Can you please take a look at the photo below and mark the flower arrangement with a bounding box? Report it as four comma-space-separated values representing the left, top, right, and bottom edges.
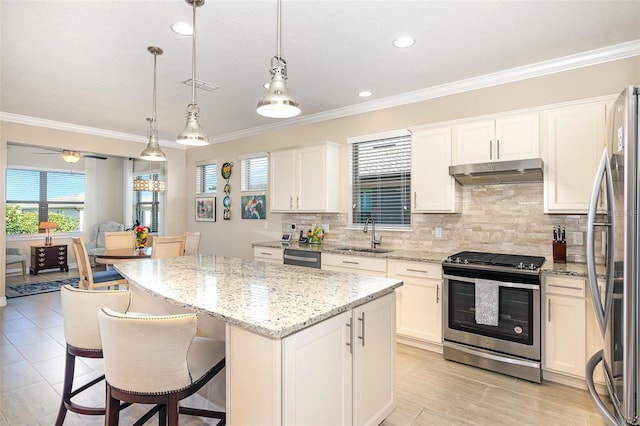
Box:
134, 225, 149, 249
307, 225, 324, 244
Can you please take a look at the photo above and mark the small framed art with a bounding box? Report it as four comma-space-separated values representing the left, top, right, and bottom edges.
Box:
195, 197, 216, 222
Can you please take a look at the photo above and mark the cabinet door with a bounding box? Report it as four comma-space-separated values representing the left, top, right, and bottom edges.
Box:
543, 294, 586, 377
494, 113, 539, 161
282, 310, 352, 425
297, 145, 327, 212
411, 127, 460, 212
353, 293, 396, 426
396, 278, 442, 344
452, 120, 494, 164
543, 102, 606, 213
270, 150, 296, 212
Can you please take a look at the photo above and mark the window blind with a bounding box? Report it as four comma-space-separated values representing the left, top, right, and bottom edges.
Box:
241, 155, 268, 192
196, 162, 217, 193
351, 134, 411, 229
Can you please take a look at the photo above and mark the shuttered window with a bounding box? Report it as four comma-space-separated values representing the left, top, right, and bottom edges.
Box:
351, 132, 411, 229
241, 154, 268, 192
6, 168, 85, 234
196, 161, 217, 194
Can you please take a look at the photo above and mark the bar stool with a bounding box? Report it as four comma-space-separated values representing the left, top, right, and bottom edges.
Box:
97, 307, 226, 425
55, 285, 132, 425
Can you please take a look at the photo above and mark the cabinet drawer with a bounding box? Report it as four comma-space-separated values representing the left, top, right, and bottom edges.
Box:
322, 253, 387, 273
253, 247, 284, 261
544, 275, 585, 297
389, 261, 441, 279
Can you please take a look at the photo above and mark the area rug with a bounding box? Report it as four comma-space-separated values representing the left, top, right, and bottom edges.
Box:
6, 278, 80, 298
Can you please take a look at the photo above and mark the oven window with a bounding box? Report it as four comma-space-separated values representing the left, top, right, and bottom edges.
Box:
448, 279, 533, 345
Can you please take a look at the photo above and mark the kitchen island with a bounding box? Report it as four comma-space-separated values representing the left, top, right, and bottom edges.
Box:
115, 254, 403, 425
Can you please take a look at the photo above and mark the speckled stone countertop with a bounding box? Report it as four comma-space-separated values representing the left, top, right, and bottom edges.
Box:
115, 254, 402, 339
253, 241, 605, 278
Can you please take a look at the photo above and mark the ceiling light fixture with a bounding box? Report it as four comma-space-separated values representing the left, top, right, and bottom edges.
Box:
61, 150, 81, 163
256, 0, 300, 118
177, 0, 209, 146
393, 36, 415, 48
171, 21, 192, 36
358, 90, 372, 98
140, 46, 167, 162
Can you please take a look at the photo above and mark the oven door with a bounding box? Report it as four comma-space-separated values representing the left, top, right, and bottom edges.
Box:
443, 273, 541, 361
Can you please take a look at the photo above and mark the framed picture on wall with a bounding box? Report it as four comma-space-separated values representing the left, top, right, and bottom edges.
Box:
195, 197, 216, 222
241, 195, 266, 219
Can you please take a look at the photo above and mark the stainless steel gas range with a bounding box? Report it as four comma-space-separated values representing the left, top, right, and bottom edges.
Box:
442, 251, 546, 383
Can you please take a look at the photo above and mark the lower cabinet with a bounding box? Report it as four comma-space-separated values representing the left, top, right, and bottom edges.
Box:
543, 275, 587, 378
227, 292, 396, 425
388, 260, 443, 351
253, 246, 284, 264
321, 253, 388, 277
283, 292, 396, 425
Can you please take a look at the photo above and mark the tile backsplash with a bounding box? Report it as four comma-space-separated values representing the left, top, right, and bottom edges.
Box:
282, 183, 600, 264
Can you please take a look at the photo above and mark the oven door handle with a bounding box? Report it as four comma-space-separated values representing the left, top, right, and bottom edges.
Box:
443, 274, 540, 291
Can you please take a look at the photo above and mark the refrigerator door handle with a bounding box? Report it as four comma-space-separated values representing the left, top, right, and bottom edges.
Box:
586, 148, 615, 336
586, 350, 619, 426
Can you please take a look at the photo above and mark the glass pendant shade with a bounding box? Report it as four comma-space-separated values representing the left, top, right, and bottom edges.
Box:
177, 104, 209, 146
257, 57, 300, 118
133, 178, 166, 192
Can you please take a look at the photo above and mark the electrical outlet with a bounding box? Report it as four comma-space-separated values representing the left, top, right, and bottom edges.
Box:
321, 223, 329, 232
573, 231, 583, 245
435, 227, 442, 238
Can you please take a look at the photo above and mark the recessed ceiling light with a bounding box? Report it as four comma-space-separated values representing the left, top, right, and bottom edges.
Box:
171, 22, 192, 36
393, 36, 415, 48
358, 90, 372, 98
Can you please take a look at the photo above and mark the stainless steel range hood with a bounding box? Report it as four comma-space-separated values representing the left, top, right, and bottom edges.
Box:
449, 158, 543, 185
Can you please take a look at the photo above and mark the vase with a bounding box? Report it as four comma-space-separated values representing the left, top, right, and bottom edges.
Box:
136, 233, 147, 249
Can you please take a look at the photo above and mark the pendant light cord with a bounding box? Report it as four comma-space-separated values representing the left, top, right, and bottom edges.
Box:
152, 51, 157, 128
191, 0, 197, 105
276, 0, 281, 60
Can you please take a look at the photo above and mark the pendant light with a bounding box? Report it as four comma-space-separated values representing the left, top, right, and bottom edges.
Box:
140, 46, 167, 162
256, 0, 300, 118
177, 0, 209, 146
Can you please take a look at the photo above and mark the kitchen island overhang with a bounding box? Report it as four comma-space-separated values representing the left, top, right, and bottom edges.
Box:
115, 255, 402, 425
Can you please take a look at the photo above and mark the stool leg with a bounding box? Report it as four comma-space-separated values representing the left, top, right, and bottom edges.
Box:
167, 395, 179, 426
54, 350, 76, 426
105, 385, 120, 426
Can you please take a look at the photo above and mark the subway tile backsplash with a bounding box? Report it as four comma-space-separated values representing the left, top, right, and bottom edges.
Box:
282, 183, 598, 264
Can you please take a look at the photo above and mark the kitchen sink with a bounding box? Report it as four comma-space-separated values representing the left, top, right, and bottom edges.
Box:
334, 247, 392, 254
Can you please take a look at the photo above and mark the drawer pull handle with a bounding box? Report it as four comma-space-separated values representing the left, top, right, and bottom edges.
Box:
259, 252, 272, 256
406, 268, 428, 274
342, 261, 359, 265
547, 284, 582, 291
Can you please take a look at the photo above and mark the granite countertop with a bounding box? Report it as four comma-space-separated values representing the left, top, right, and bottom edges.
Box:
115, 254, 402, 339
253, 241, 604, 278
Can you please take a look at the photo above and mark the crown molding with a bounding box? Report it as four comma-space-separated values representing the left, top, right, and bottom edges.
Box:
212, 39, 640, 143
2, 40, 639, 145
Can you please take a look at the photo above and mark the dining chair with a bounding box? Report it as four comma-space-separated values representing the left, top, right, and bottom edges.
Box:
71, 237, 129, 290
98, 307, 226, 426
56, 285, 132, 426
184, 231, 201, 256
151, 236, 186, 259
104, 231, 136, 250
5, 247, 27, 277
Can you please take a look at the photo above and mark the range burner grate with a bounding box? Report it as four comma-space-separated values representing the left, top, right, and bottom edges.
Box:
446, 251, 545, 270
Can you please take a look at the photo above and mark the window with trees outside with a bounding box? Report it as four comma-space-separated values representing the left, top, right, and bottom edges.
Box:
350, 131, 411, 229
134, 172, 162, 233
6, 168, 85, 234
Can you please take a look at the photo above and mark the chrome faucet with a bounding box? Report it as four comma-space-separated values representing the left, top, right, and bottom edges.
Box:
363, 217, 382, 249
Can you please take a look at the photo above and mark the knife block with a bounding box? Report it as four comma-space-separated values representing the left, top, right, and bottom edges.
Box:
553, 241, 566, 264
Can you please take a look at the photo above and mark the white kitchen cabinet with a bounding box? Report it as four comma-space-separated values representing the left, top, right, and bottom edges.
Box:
452, 112, 539, 164
321, 253, 387, 277
282, 293, 396, 426
253, 246, 283, 264
388, 260, 442, 351
410, 126, 460, 213
542, 100, 610, 213
270, 142, 340, 212
543, 275, 586, 378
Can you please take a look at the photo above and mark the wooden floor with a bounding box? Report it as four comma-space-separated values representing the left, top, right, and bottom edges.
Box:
1, 272, 609, 425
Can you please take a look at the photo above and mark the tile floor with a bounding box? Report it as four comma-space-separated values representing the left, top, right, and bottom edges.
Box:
1, 274, 609, 425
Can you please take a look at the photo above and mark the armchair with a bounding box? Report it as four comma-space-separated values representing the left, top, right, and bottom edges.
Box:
6, 247, 27, 277
85, 222, 125, 256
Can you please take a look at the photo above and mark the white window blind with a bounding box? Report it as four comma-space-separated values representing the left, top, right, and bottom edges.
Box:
196, 162, 217, 194
241, 154, 268, 192
351, 134, 411, 229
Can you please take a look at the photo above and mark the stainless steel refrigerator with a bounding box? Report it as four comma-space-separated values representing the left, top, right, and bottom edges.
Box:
586, 86, 639, 425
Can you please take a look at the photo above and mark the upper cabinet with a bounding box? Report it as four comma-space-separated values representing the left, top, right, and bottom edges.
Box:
542, 99, 611, 213
452, 112, 540, 165
410, 126, 460, 213
270, 142, 341, 213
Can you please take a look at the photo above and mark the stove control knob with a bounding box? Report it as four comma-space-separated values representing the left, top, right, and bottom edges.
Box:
463, 259, 469, 264
516, 262, 524, 269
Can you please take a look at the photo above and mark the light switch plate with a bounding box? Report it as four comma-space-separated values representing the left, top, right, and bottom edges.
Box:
572, 231, 583, 245
435, 227, 442, 238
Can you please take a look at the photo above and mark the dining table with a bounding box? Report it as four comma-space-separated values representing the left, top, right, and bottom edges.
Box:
93, 247, 152, 264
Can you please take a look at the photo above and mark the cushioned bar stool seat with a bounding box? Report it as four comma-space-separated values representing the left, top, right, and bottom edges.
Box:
98, 308, 226, 426
55, 285, 132, 426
